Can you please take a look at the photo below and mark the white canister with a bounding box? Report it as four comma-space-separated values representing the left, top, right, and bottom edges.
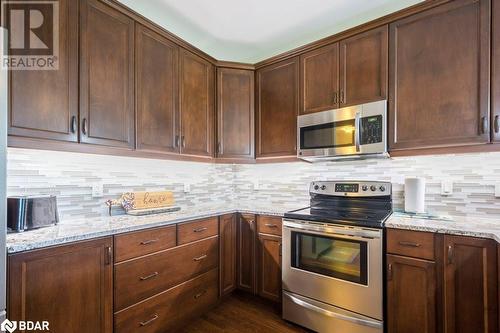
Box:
404, 177, 426, 214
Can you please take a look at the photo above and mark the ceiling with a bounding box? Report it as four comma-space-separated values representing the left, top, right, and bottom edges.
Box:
117, 0, 423, 63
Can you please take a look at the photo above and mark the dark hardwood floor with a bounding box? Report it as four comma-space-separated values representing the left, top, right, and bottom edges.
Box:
178, 291, 310, 332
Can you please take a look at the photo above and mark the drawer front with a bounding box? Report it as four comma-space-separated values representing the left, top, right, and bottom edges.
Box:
257, 215, 282, 236
114, 226, 176, 262
115, 236, 219, 311
115, 268, 218, 333
177, 217, 218, 245
387, 229, 435, 261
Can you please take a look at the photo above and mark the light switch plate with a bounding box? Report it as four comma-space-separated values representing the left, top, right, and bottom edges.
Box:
92, 182, 104, 198
184, 183, 191, 193
441, 181, 453, 196
495, 183, 500, 198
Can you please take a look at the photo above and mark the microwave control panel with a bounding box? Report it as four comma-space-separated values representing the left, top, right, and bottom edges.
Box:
360, 115, 383, 145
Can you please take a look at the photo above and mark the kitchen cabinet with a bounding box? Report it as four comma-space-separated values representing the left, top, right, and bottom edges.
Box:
256, 58, 299, 158
237, 213, 257, 293
492, 0, 500, 142
179, 49, 215, 157
387, 254, 437, 333
80, 0, 135, 149
136, 24, 179, 154
257, 233, 282, 302
443, 235, 498, 333
7, 0, 79, 142
219, 214, 237, 297
389, 0, 490, 152
216, 68, 255, 159
8, 238, 113, 333
300, 26, 387, 114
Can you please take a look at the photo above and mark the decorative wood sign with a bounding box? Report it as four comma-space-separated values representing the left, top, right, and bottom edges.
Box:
106, 191, 175, 212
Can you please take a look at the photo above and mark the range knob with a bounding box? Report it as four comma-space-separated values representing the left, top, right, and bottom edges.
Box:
314, 185, 319, 190
379, 185, 386, 192
370, 185, 377, 192
321, 185, 327, 190
362, 185, 368, 191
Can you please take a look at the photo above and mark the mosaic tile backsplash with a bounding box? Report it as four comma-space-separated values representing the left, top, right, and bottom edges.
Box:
7, 148, 500, 220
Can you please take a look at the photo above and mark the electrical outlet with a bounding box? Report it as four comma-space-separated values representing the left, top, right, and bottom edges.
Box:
184, 183, 191, 193
253, 180, 260, 190
495, 183, 500, 198
441, 181, 453, 196
92, 182, 104, 198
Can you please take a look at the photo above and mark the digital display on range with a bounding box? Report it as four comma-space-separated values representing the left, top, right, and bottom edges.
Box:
335, 183, 359, 193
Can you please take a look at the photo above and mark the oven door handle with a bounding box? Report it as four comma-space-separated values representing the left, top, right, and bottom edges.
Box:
284, 292, 382, 329
355, 112, 361, 152
283, 219, 381, 239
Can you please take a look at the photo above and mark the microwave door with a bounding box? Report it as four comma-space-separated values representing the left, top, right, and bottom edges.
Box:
299, 119, 358, 157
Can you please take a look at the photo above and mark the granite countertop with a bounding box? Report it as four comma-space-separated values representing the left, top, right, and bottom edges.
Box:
6, 201, 304, 254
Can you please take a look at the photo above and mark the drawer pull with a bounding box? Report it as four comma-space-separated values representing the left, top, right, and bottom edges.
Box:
140, 239, 159, 245
139, 314, 159, 327
398, 241, 421, 248
388, 263, 393, 281
447, 245, 454, 265
193, 254, 207, 261
265, 223, 278, 228
193, 227, 208, 233
139, 272, 159, 281
194, 290, 207, 299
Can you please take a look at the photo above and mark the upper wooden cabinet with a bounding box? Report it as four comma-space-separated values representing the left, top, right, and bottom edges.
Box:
7, 0, 79, 142
492, 0, 500, 142
8, 238, 113, 333
256, 58, 299, 158
136, 24, 179, 154
216, 68, 255, 159
80, 0, 135, 148
300, 26, 388, 114
389, 0, 490, 152
179, 50, 215, 157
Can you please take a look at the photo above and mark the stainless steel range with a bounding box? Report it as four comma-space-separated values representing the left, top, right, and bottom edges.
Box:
282, 181, 392, 333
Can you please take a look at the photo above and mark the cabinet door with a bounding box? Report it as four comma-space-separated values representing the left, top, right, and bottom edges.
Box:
219, 214, 237, 297
300, 43, 339, 114
389, 0, 490, 151
339, 26, 388, 107
8, 238, 113, 332
257, 233, 282, 302
80, 0, 135, 148
256, 58, 299, 158
492, 0, 500, 142
7, 0, 78, 142
444, 235, 498, 333
179, 50, 215, 157
237, 213, 256, 293
216, 68, 254, 159
136, 24, 179, 154
387, 255, 437, 333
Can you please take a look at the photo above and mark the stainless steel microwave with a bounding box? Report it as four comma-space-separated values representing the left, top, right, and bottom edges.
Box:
297, 100, 388, 162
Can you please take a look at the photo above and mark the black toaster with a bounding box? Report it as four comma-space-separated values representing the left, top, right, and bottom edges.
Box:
7, 196, 59, 232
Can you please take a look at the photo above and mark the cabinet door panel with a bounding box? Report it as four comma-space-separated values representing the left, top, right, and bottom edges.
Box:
340, 26, 388, 107
256, 58, 299, 158
8, 238, 113, 333
237, 214, 256, 293
444, 235, 497, 333
492, 0, 500, 142
179, 50, 214, 157
389, 0, 490, 151
387, 255, 436, 333
219, 214, 237, 296
217, 68, 254, 159
136, 24, 179, 154
8, 0, 78, 142
300, 43, 339, 114
80, 0, 135, 148
257, 233, 281, 302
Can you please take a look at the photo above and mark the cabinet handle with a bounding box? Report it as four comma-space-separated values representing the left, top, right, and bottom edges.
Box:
340, 90, 345, 104
398, 241, 421, 248
140, 272, 159, 281
481, 116, 488, 134
194, 290, 207, 299
194, 227, 207, 233
495, 115, 499, 134
279, 242, 282, 257
140, 239, 159, 245
82, 118, 88, 135
193, 254, 207, 261
105, 246, 112, 265
175, 135, 180, 148
265, 223, 278, 228
447, 245, 453, 264
70, 116, 77, 133
139, 314, 159, 327
217, 142, 222, 155
181, 136, 186, 148
387, 263, 393, 281
333, 92, 338, 104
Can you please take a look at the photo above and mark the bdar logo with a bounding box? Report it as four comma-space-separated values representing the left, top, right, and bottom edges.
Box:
0, 319, 17, 333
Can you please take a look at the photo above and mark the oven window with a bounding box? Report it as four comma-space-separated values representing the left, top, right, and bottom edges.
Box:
291, 232, 368, 285
300, 119, 356, 150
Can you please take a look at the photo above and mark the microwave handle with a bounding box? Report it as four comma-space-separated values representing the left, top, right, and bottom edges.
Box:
355, 112, 361, 152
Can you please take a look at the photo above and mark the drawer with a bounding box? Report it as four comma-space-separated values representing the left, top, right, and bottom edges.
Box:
257, 215, 282, 236
114, 225, 176, 262
177, 217, 218, 245
387, 229, 435, 261
115, 268, 218, 333
114, 236, 218, 311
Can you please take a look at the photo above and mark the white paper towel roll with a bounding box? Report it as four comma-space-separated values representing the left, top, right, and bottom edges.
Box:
405, 177, 426, 214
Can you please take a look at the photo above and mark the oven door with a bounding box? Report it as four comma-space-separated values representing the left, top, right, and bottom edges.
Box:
282, 219, 383, 320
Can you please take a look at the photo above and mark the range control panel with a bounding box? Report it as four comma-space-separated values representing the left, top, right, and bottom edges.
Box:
310, 181, 392, 197
360, 115, 383, 145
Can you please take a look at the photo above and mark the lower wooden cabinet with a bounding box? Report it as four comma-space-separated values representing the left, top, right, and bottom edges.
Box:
219, 214, 237, 296
237, 213, 257, 292
8, 238, 113, 333
257, 233, 282, 302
